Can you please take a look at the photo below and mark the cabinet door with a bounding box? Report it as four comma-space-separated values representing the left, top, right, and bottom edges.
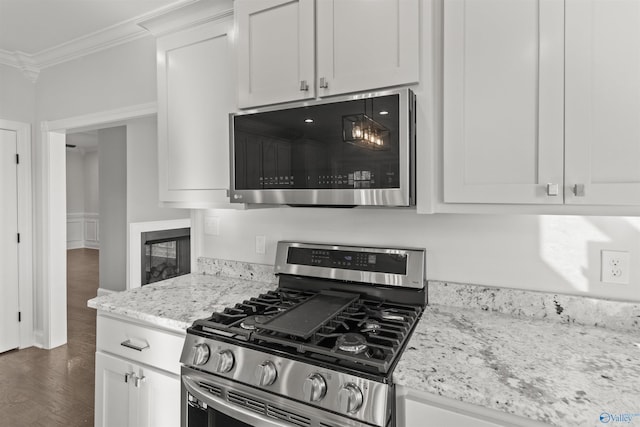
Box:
565, 0, 640, 205
135, 364, 181, 427
236, 0, 315, 108
95, 352, 180, 427
157, 20, 235, 207
316, 0, 419, 96
95, 352, 138, 427
443, 0, 564, 204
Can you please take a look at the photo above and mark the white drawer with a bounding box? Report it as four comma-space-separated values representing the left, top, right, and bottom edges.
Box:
96, 314, 185, 375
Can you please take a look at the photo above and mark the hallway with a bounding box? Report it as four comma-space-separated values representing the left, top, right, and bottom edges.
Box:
0, 249, 98, 426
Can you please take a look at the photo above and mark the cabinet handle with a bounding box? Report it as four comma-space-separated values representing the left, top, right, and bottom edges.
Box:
124, 372, 135, 383
299, 80, 309, 91
134, 375, 146, 388
319, 77, 329, 89
546, 183, 559, 196
120, 339, 149, 352
573, 184, 586, 197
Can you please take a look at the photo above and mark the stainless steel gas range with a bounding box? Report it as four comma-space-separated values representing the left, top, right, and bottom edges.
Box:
180, 241, 427, 427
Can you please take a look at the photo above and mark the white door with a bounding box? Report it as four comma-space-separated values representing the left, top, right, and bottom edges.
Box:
137, 364, 180, 427
236, 0, 315, 108
0, 128, 20, 354
316, 0, 420, 97
443, 0, 565, 204
565, 0, 640, 205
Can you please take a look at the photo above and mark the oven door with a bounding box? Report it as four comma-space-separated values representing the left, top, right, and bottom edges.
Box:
181, 367, 380, 427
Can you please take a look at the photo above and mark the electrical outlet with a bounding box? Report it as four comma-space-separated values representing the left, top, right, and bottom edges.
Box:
204, 216, 219, 235
601, 250, 630, 284
255, 235, 266, 254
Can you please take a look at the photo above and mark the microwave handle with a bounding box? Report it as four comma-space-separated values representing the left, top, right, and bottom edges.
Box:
182, 375, 286, 427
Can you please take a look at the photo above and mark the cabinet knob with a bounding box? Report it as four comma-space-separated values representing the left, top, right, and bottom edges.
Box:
573, 184, 585, 197
299, 80, 309, 91
319, 77, 329, 89
546, 183, 559, 196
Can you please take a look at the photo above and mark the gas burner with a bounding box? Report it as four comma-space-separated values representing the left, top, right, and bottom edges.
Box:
360, 320, 382, 333
240, 315, 271, 330
379, 309, 405, 322
336, 333, 369, 354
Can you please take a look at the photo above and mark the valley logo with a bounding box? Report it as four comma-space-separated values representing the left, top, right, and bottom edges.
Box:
599, 412, 640, 424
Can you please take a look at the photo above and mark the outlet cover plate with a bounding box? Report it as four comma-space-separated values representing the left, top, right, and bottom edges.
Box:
601, 250, 630, 284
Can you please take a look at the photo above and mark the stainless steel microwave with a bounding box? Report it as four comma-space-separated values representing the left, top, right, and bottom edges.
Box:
229, 88, 416, 207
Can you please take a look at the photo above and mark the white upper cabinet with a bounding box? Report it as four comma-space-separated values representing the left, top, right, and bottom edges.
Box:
444, 0, 640, 208
156, 19, 236, 207
443, 0, 565, 204
316, 0, 420, 97
236, 0, 315, 108
236, 0, 420, 108
565, 0, 640, 205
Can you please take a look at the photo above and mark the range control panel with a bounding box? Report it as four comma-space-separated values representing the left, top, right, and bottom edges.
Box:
287, 247, 407, 275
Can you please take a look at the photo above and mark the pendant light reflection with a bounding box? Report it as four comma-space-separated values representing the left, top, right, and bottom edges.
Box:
342, 113, 389, 150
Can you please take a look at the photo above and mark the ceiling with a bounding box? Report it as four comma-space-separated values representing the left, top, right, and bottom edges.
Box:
0, 0, 193, 80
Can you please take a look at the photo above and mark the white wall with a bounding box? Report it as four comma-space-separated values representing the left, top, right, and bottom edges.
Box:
0, 64, 36, 123
66, 145, 100, 249
65, 149, 85, 214
200, 208, 640, 302
84, 150, 99, 213
98, 126, 127, 292
126, 116, 188, 224
35, 37, 156, 121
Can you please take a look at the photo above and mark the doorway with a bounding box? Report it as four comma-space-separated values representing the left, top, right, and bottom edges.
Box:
40, 103, 156, 349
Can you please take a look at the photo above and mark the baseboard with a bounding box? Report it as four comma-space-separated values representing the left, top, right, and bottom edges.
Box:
97, 288, 116, 297
33, 331, 44, 348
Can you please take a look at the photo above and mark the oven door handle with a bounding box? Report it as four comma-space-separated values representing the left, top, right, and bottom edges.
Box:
182, 375, 292, 427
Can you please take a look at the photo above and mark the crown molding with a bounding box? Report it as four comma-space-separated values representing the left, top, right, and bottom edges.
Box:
137, 0, 233, 37
0, 0, 198, 83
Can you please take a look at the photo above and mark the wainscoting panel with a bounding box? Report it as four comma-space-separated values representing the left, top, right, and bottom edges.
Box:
66, 213, 100, 249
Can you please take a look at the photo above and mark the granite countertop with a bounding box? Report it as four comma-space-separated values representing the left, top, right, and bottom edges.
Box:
88, 272, 640, 426
87, 273, 277, 332
394, 304, 640, 426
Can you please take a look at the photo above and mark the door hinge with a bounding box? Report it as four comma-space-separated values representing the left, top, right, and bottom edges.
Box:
16, 153, 19, 164
18, 312, 21, 322
17, 233, 20, 243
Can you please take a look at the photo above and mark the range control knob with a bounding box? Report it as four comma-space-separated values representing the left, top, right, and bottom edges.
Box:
302, 374, 327, 402
337, 383, 363, 414
211, 350, 234, 373
192, 343, 210, 366
254, 361, 277, 386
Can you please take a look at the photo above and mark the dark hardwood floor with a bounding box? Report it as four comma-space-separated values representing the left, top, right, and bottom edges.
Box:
0, 248, 98, 426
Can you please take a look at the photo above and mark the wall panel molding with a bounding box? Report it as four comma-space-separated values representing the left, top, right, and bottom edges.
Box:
66, 212, 100, 249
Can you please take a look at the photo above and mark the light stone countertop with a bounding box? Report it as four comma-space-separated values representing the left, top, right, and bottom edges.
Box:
87, 273, 277, 332
88, 273, 640, 426
394, 304, 640, 427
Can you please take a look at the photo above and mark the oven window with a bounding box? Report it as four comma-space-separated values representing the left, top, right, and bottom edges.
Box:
233, 94, 401, 191
188, 401, 252, 427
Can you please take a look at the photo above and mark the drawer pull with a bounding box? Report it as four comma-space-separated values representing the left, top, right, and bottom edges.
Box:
120, 339, 149, 352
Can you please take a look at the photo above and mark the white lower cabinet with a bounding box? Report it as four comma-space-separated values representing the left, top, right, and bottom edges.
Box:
94, 314, 184, 427
396, 386, 545, 427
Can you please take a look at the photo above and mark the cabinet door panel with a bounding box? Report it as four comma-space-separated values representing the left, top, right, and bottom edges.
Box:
137, 365, 181, 427
317, 0, 419, 96
95, 352, 136, 427
443, 0, 564, 204
157, 20, 235, 205
236, 0, 315, 107
565, 0, 640, 205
